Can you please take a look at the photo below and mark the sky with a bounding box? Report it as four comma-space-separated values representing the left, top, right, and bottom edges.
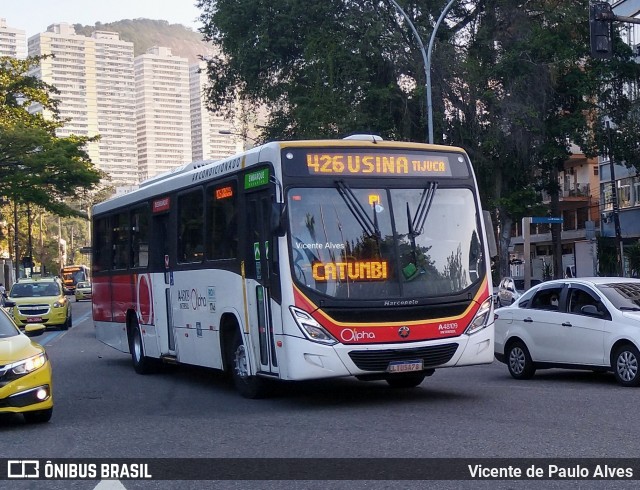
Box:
1, 0, 203, 38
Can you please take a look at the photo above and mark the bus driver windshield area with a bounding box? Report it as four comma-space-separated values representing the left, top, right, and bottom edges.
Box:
285, 148, 486, 301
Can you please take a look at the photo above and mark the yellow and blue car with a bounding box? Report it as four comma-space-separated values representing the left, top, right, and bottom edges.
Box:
74, 281, 92, 302
0, 308, 53, 423
7, 277, 72, 330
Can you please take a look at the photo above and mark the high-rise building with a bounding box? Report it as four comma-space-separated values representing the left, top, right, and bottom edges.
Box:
27, 24, 138, 185
0, 18, 26, 59
135, 46, 192, 181
189, 62, 241, 161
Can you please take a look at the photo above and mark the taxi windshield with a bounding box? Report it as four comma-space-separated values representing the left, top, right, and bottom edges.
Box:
10, 282, 60, 298
287, 185, 485, 300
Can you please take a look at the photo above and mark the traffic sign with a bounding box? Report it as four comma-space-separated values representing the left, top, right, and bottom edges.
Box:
531, 216, 563, 224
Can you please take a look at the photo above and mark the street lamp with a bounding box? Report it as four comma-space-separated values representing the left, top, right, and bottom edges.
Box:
388, 0, 457, 144
218, 129, 258, 150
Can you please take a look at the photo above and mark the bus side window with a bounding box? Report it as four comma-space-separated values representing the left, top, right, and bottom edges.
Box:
131, 205, 150, 268
206, 181, 238, 260
178, 189, 204, 263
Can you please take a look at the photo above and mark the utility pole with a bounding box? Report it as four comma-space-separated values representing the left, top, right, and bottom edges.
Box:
13, 202, 19, 280
606, 121, 624, 276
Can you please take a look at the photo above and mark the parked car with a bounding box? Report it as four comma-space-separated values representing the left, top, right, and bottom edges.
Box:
496, 277, 541, 307
494, 277, 640, 386
0, 308, 53, 423
5, 277, 72, 330
74, 281, 92, 302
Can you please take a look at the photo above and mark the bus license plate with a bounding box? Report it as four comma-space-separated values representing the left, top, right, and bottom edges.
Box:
26, 317, 43, 323
387, 360, 423, 373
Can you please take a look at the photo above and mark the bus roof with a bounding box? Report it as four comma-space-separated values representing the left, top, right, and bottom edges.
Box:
93, 138, 467, 216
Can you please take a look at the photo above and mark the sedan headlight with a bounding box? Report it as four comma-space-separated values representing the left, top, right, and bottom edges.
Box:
53, 298, 66, 308
289, 307, 338, 345
6, 352, 47, 375
465, 297, 493, 335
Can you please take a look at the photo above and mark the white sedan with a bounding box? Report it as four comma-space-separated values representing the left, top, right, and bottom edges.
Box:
494, 277, 640, 387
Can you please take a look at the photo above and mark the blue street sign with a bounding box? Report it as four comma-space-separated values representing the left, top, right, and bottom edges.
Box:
531, 216, 564, 224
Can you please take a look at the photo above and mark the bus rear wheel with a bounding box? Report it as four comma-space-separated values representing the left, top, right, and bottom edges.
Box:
228, 329, 269, 399
131, 322, 156, 374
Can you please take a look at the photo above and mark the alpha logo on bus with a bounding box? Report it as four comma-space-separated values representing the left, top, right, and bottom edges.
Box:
312, 260, 388, 282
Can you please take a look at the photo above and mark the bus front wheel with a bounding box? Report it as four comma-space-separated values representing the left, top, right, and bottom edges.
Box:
228, 329, 269, 399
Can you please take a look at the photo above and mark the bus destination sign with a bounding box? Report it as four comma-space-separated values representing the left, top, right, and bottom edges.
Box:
305, 152, 453, 177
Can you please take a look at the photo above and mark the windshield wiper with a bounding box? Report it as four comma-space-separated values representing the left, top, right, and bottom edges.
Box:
620, 306, 640, 311
335, 180, 381, 239
408, 182, 438, 238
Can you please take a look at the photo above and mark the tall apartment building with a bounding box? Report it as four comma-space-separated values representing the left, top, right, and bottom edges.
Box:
0, 18, 26, 59
27, 24, 139, 185
135, 46, 192, 181
189, 62, 241, 161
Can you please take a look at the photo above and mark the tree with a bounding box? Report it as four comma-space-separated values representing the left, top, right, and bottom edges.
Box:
0, 56, 104, 218
197, 0, 466, 142
445, 0, 640, 279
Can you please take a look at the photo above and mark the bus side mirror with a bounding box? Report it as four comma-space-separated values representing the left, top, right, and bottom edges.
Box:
271, 202, 287, 237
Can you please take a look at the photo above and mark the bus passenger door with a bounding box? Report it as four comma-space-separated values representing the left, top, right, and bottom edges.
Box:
152, 211, 176, 356
245, 188, 279, 377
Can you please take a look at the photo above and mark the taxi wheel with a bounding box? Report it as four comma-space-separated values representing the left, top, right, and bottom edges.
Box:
385, 372, 426, 388
613, 344, 640, 387
23, 408, 53, 424
61, 315, 71, 330
227, 329, 269, 399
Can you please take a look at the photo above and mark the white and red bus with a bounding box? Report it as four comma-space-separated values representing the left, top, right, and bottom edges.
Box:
92, 136, 494, 397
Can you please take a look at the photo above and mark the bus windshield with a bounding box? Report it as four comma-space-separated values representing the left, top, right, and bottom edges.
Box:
287, 185, 484, 299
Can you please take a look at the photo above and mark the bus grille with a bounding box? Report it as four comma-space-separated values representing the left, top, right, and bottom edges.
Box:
348, 343, 459, 371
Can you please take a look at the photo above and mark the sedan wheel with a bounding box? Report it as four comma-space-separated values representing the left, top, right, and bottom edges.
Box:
506, 341, 536, 380
613, 344, 640, 387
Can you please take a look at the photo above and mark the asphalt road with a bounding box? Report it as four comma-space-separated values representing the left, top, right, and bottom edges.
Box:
3, 302, 640, 490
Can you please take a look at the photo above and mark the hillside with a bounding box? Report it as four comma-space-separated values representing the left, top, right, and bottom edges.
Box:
74, 18, 214, 63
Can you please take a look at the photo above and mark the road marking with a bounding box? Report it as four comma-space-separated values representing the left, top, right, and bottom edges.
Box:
40, 331, 64, 345
94, 481, 127, 489
75, 311, 92, 324
39, 312, 92, 345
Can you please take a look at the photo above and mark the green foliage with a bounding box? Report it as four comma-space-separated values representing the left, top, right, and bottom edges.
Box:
197, 0, 451, 142
597, 236, 618, 276
0, 56, 103, 217
626, 241, 640, 278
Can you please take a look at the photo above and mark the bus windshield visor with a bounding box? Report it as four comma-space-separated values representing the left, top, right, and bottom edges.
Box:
287, 186, 485, 299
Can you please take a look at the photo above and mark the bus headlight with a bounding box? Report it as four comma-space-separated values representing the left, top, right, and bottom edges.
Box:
464, 297, 493, 335
289, 307, 338, 345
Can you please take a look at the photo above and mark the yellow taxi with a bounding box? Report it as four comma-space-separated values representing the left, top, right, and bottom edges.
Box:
0, 308, 53, 423
6, 277, 72, 330
74, 281, 92, 302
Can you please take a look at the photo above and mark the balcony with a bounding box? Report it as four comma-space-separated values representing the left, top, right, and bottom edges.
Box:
562, 183, 590, 198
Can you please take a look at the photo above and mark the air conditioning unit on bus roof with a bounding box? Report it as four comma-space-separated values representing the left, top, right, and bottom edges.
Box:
343, 134, 383, 142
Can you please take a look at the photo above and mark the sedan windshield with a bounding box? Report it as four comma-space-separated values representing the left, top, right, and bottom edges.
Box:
287, 186, 484, 300
597, 282, 640, 310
